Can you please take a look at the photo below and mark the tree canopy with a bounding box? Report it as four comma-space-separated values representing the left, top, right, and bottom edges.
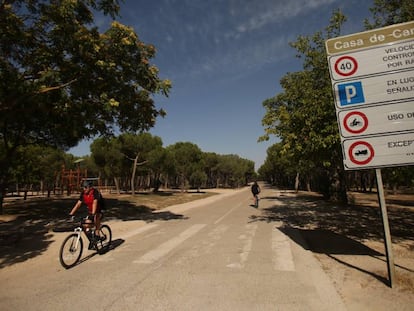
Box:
0, 0, 171, 208
364, 0, 414, 28
259, 1, 414, 200
260, 10, 347, 200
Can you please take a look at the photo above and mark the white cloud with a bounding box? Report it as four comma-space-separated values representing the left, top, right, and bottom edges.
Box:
122, 0, 340, 82
231, 0, 338, 35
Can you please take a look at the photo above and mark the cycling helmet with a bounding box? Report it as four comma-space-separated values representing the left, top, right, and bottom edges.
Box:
82, 180, 93, 188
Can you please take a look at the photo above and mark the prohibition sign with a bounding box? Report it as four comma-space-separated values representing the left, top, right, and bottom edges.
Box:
348, 141, 374, 165
334, 56, 358, 77
343, 111, 368, 134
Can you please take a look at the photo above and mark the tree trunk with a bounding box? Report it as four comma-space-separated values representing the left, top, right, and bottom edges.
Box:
295, 172, 300, 193
392, 184, 397, 195
114, 177, 120, 195
131, 155, 138, 195
329, 167, 348, 204
0, 187, 4, 215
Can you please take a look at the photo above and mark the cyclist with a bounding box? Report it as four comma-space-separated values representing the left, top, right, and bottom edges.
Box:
251, 181, 261, 207
69, 180, 103, 247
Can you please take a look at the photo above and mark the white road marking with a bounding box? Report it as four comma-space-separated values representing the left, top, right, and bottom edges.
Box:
92, 224, 160, 262
214, 203, 241, 225
119, 223, 159, 240
272, 227, 295, 271
133, 224, 206, 264
227, 223, 257, 269
174, 224, 229, 265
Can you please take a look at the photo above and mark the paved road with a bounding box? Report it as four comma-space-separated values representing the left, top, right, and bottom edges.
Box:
0, 185, 346, 310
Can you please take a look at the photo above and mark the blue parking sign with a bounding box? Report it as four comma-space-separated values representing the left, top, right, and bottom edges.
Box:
337, 81, 365, 106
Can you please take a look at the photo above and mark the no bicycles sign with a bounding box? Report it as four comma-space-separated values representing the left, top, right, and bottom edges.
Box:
326, 21, 414, 170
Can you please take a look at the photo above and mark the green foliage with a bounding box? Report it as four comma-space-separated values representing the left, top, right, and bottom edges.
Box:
90, 137, 124, 179
260, 10, 347, 199
260, 3, 414, 197
3, 133, 257, 201
167, 142, 204, 190
88, 136, 254, 192
0, 0, 171, 201
190, 170, 208, 191
118, 133, 163, 165
364, 0, 414, 28
382, 167, 414, 190
258, 143, 296, 187
10, 145, 66, 190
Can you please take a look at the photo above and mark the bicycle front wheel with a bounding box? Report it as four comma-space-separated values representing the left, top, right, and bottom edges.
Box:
59, 233, 83, 269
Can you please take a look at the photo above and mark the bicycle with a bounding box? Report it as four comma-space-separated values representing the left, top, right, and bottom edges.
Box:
59, 217, 112, 269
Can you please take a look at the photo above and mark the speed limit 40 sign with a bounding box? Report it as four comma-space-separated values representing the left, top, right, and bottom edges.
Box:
334, 56, 358, 77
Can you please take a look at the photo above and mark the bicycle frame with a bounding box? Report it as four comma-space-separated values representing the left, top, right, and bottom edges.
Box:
60, 217, 112, 269
73, 227, 83, 247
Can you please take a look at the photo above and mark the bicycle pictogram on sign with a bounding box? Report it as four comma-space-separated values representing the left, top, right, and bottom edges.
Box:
343, 111, 368, 135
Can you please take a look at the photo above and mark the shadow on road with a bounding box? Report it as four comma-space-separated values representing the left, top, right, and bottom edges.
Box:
249, 189, 414, 286
0, 196, 186, 268
254, 191, 414, 243
278, 225, 389, 285
64, 238, 125, 270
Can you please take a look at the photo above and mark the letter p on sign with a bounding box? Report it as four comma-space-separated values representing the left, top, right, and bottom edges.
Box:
337, 81, 365, 106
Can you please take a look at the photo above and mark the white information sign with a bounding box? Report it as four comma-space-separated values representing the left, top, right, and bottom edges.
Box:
329, 40, 414, 81
343, 132, 414, 170
326, 21, 414, 170
333, 71, 414, 108
337, 101, 414, 138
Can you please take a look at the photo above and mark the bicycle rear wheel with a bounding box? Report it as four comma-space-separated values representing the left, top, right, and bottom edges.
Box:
96, 224, 112, 254
59, 233, 83, 269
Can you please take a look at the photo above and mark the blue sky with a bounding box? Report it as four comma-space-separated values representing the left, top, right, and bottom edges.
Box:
69, 0, 374, 170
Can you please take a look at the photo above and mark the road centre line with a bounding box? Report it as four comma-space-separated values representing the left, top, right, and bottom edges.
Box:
214, 202, 242, 225
133, 224, 206, 264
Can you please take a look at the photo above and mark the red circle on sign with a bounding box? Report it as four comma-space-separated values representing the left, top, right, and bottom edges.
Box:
348, 141, 374, 165
343, 111, 368, 134
334, 56, 358, 77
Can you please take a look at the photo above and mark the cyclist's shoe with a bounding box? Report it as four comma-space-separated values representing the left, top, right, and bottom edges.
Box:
88, 235, 104, 250
88, 242, 96, 250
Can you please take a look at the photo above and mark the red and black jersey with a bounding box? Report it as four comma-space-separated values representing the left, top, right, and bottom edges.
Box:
79, 188, 101, 214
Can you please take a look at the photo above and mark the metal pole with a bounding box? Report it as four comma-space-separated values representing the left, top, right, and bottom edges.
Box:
375, 168, 396, 288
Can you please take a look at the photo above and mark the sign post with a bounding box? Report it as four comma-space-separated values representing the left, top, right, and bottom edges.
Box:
375, 168, 395, 286
326, 21, 414, 287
